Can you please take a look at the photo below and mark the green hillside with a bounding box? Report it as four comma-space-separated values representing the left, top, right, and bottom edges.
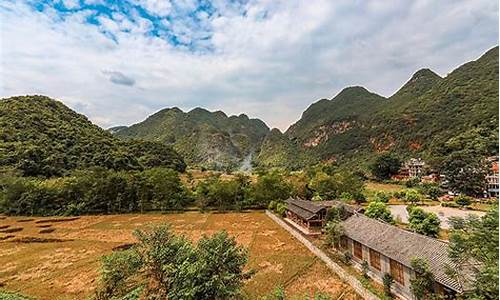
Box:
258, 46, 499, 170
115, 107, 270, 170
0, 95, 186, 176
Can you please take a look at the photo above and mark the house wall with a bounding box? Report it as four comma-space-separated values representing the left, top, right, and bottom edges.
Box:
345, 238, 414, 300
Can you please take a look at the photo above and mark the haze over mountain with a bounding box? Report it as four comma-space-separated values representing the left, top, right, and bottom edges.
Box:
115, 107, 269, 170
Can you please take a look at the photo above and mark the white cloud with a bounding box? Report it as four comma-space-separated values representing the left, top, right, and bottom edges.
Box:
0, 0, 498, 131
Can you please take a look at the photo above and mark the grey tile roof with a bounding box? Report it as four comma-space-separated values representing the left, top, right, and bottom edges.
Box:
285, 198, 326, 220
342, 214, 470, 292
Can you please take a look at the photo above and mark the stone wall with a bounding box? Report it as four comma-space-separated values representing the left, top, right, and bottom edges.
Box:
266, 210, 380, 300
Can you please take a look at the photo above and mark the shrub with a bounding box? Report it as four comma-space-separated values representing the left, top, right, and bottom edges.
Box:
375, 191, 391, 203
455, 194, 472, 208
382, 273, 394, 297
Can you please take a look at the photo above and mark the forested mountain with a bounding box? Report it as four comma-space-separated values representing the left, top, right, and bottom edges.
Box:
115, 107, 270, 170
257, 46, 499, 170
0, 95, 186, 177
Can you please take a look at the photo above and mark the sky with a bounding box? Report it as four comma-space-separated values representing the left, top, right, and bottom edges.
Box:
0, 0, 498, 131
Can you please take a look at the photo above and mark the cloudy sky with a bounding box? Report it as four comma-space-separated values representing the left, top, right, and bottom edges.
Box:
0, 0, 498, 131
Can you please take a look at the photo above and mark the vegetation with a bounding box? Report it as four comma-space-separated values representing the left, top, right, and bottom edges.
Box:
95, 224, 251, 300
441, 151, 488, 196
324, 220, 345, 248
382, 273, 393, 297
454, 194, 472, 208
115, 106, 269, 171
447, 207, 498, 300
0, 96, 186, 177
369, 153, 401, 180
258, 47, 498, 172
0, 168, 190, 215
364, 201, 394, 224
409, 258, 435, 300
406, 206, 441, 237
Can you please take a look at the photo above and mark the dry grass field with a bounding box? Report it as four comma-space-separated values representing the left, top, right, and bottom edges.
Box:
0, 212, 360, 300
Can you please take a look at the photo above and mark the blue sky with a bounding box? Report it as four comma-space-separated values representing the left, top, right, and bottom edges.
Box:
0, 0, 498, 130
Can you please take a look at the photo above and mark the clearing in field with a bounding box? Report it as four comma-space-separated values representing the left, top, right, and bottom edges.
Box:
0, 212, 360, 300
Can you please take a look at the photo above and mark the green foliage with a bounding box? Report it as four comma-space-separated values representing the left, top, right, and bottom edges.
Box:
447, 207, 499, 300
97, 225, 251, 300
454, 194, 472, 208
404, 189, 422, 205
259, 47, 498, 172
0, 168, 191, 216
407, 206, 441, 237
382, 273, 394, 297
365, 201, 394, 224
361, 261, 370, 278
325, 206, 350, 222
441, 151, 488, 196
0, 96, 186, 177
195, 173, 250, 211
309, 171, 364, 200
369, 153, 401, 180
374, 191, 391, 203
324, 220, 345, 248
409, 258, 436, 300
248, 170, 292, 207
116, 106, 269, 171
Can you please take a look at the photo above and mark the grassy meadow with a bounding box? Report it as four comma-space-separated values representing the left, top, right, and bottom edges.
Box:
0, 212, 360, 300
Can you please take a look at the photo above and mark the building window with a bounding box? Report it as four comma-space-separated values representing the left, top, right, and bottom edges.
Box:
369, 249, 381, 271
353, 240, 363, 259
390, 259, 405, 285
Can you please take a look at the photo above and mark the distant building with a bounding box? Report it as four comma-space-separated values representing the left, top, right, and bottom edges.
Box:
392, 158, 427, 180
486, 159, 499, 198
405, 158, 426, 178
337, 214, 473, 299
284, 198, 357, 235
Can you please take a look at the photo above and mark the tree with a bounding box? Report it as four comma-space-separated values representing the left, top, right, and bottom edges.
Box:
369, 153, 401, 180
404, 189, 422, 205
447, 207, 498, 299
409, 258, 435, 300
454, 194, 472, 208
309, 171, 364, 200
365, 201, 394, 224
324, 220, 345, 248
407, 206, 441, 237
441, 151, 488, 196
249, 171, 291, 207
96, 225, 252, 300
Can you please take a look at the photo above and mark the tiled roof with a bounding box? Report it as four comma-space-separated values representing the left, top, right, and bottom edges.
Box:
285, 198, 326, 220
342, 214, 472, 292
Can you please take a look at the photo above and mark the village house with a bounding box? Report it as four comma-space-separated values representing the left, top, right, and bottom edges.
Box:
337, 214, 471, 299
392, 158, 427, 180
485, 160, 499, 198
284, 198, 357, 235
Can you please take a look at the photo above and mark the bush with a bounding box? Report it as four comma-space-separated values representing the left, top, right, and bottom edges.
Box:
374, 191, 391, 203
455, 194, 472, 208
365, 201, 394, 224
404, 189, 422, 205
382, 273, 394, 296
342, 250, 352, 265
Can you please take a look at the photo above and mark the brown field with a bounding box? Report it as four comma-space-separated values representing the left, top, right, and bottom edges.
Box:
0, 212, 360, 300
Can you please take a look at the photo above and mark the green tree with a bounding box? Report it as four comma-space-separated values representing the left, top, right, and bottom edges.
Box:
96, 225, 252, 300
447, 207, 499, 299
374, 191, 391, 203
441, 151, 488, 196
369, 153, 401, 180
404, 189, 422, 205
407, 206, 441, 237
324, 220, 345, 248
249, 171, 291, 207
409, 258, 435, 300
365, 201, 394, 224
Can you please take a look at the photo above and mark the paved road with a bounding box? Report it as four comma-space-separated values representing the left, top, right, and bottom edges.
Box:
389, 205, 486, 229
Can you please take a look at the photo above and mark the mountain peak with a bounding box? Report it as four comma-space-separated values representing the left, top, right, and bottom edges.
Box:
390, 68, 442, 100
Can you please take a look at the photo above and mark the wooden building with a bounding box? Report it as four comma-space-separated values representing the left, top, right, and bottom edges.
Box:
337, 214, 472, 299
284, 198, 358, 235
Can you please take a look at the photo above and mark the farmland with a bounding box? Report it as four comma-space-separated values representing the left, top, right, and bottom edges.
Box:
0, 212, 360, 300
